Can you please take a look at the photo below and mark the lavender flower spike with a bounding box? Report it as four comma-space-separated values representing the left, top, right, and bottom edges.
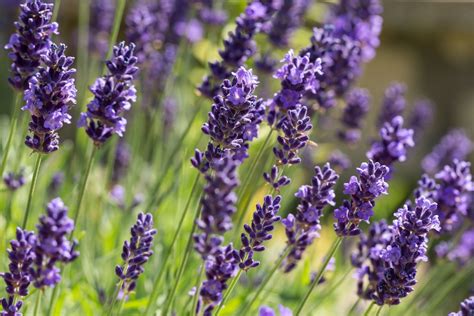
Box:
0, 228, 36, 316
23, 43, 77, 153
5, 0, 58, 90
3, 170, 26, 191
30, 198, 78, 289
449, 296, 474, 316
115, 212, 156, 299
282, 163, 339, 272
377, 83, 406, 127
334, 160, 389, 236
238, 195, 282, 271
79, 42, 138, 145
338, 88, 370, 144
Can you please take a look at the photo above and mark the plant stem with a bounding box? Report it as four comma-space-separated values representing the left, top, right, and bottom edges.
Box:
46, 285, 59, 316
347, 297, 361, 316
363, 302, 375, 316
22, 153, 42, 229
191, 264, 205, 315
144, 173, 201, 316
162, 196, 203, 316
240, 246, 291, 315
294, 237, 343, 315
0, 93, 21, 179
214, 269, 243, 315
52, 0, 62, 22
34, 290, 42, 316
70, 145, 97, 238
105, 0, 126, 63
376, 305, 383, 316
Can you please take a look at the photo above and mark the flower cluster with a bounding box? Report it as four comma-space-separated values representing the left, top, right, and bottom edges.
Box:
198, 0, 279, 98
3, 171, 26, 191
115, 212, 156, 299
196, 0, 228, 26
449, 296, 474, 316
408, 99, 434, 137
422, 129, 473, 174
441, 229, 474, 266
329, 150, 352, 171
367, 116, 414, 172
22, 43, 77, 153
282, 163, 339, 272
194, 156, 239, 259
30, 198, 78, 289
338, 88, 370, 144
195, 67, 264, 166
79, 42, 139, 145
89, 0, 115, 57
259, 304, 293, 316
238, 195, 282, 271
5, 0, 58, 90
301, 26, 362, 109
377, 83, 406, 127
327, 0, 383, 61
334, 160, 389, 236
0, 228, 36, 316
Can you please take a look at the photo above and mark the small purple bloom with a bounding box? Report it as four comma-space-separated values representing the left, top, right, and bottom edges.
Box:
449, 296, 474, 316
338, 88, 370, 144
3, 171, 26, 191
377, 83, 406, 127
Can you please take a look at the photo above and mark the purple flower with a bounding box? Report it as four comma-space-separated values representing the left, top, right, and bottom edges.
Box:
367, 116, 414, 171
112, 140, 131, 183
449, 296, 474, 316
0, 228, 36, 316
198, 2, 228, 26
22, 43, 76, 153
48, 171, 64, 197
338, 88, 370, 144
377, 83, 406, 127
327, 0, 383, 61
408, 99, 433, 137
329, 150, 352, 171
334, 160, 389, 236
283, 164, 339, 272
5, 0, 58, 90
238, 195, 281, 271
30, 198, 78, 289
79, 42, 138, 145
3, 171, 26, 191
89, 0, 115, 57
445, 229, 474, 265
259, 305, 293, 316
115, 212, 156, 300
422, 129, 473, 174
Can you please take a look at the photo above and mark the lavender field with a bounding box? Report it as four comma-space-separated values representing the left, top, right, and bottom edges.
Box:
0, 0, 473, 315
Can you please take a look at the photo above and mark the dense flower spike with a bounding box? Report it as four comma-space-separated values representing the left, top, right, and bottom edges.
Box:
371, 197, 440, 305
301, 26, 362, 109
367, 116, 414, 171
442, 229, 474, 265
338, 88, 370, 144
195, 0, 228, 26
449, 296, 474, 316
89, 0, 115, 57
30, 198, 78, 288
263, 165, 291, 191
238, 195, 281, 271
3, 171, 26, 191
327, 0, 383, 61
198, 0, 279, 98
22, 43, 76, 153
0, 228, 36, 316
194, 156, 239, 258
198, 244, 238, 316
334, 160, 389, 236
282, 163, 339, 272
422, 129, 473, 174
5, 0, 58, 90
197, 67, 264, 165
377, 83, 406, 127
115, 212, 156, 299
79, 42, 138, 145
408, 99, 434, 137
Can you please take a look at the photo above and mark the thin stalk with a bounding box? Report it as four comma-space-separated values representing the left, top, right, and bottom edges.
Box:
0, 93, 21, 178
376, 306, 383, 316
34, 290, 42, 316
70, 145, 97, 238
52, 0, 62, 22
239, 246, 291, 315
46, 285, 59, 316
105, 0, 127, 63
313, 266, 353, 308
144, 173, 201, 316
107, 281, 122, 316
116, 298, 125, 316
363, 302, 375, 316
214, 269, 243, 315
191, 264, 205, 315
347, 297, 361, 316
294, 237, 343, 315
22, 153, 42, 229
162, 196, 203, 316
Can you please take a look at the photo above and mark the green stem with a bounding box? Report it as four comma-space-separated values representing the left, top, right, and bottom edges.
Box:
46, 285, 59, 316
22, 153, 42, 229
162, 196, 203, 316
215, 269, 243, 315
239, 246, 291, 315
294, 237, 343, 315
105, 0, 126, 63
191, 264, 205, 315
107, 282, 122, 316
144, 173, 201, 316
52, 0, 62, 22
376, 305, 383, 316
347, 297, 361, 316
363, 302, 375, 316
0, 93, 21, 178
34, 290, 42, 316
70, 145, 97, 238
